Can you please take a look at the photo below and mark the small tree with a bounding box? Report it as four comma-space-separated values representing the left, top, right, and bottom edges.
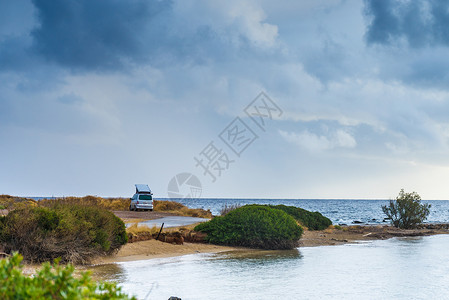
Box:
382, 189, 431, 229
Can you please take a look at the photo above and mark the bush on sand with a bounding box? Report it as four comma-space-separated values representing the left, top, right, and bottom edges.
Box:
0, 204, 127, 264
195, 205, 303, 250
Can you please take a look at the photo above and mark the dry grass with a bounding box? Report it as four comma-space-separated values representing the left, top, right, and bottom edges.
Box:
39, 196, 130, 210
0, 195, 37, 210
126, 223, 160, 236
2, 195, 212, 218
154, 200, 212, 218
219, 203, 241, 216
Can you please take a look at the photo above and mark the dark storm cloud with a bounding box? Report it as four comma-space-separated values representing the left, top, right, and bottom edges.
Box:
364, 0, 449, 47
31, 0, 174, 70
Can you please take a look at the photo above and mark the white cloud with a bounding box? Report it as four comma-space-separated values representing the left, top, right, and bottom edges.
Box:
279, 129, 356, 152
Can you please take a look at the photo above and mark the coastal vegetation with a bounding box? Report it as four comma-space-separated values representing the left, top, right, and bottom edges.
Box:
154, 200, 212, 218
39, 196, 128, 211
194, 205, 303, 249
38, 196, 212, 218
382, 189, 431, 229
268, 204, 332, 230
0, 253, 134, 299
0, 204, 127, 264
0, 195, 37, 210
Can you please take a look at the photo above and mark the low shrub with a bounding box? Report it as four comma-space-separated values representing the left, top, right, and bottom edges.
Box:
333, 225, 343, 230
269, 204, 332, 230
154, 200, 185, 211
154, 200, 212, 218
39, 196, 130, 211
0, 204, 127, 264
0, 252, 134, 299
0, 195, 37, 210
194, 205, 303, 249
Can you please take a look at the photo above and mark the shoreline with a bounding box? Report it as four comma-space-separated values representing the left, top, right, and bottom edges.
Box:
91, 239, 240, 264
90, 224, 449, 265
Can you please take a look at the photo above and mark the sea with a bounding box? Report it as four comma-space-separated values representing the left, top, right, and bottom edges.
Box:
163, 198, 449, 225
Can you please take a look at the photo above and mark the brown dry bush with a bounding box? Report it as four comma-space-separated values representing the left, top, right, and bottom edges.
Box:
0, 195, 37, 210
126, 223, 160, 236
219, 203, 241, 216
0, 205, 127, 264
154, 200, 212, 218
39, 196, 130, 211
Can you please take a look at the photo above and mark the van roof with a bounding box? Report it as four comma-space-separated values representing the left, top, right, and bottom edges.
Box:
135, 184, 152, 194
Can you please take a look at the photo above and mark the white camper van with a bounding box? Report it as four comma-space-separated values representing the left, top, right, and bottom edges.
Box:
129, 184, 153, 211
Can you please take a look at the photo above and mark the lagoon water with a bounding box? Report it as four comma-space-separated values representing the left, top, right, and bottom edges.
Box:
85, 199, 449, 299
92, 235, 449, 299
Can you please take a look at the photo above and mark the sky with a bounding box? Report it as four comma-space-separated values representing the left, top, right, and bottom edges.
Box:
2, 0, 449, 199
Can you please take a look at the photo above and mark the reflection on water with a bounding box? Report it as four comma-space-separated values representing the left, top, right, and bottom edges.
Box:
213, 248, 301, 260
85, 263, 127, 282
90, 235, 449, 300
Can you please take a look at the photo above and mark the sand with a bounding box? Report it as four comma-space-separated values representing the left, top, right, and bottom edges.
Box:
92, 240, 238, 264
92, 224, 448, 265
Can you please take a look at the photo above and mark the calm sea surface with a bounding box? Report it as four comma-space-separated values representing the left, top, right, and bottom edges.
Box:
83, 198, 449, 299
163, 198, 449, 225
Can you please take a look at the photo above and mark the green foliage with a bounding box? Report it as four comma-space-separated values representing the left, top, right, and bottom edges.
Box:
195, 205, 303, 249
0, 205, 127, 264
0, 252, 135, 299
0, 195, 37, 210
268, 204, 332, 230
382, 189, 431, 229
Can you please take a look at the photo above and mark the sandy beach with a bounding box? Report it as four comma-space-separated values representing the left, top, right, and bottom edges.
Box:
92, 239, 238, 264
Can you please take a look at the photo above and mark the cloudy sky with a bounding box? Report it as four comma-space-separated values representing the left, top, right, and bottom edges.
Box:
2, 0, 449, 199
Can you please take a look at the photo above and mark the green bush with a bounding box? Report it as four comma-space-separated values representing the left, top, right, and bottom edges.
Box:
194, 205, 303, 249
0, 204, 127, 264
0, 252, 135, 299
382, 189, 431, 229
269, 204, 332, 230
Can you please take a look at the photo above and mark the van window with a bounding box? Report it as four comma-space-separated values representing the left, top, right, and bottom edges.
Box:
139, 195, 153, 200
